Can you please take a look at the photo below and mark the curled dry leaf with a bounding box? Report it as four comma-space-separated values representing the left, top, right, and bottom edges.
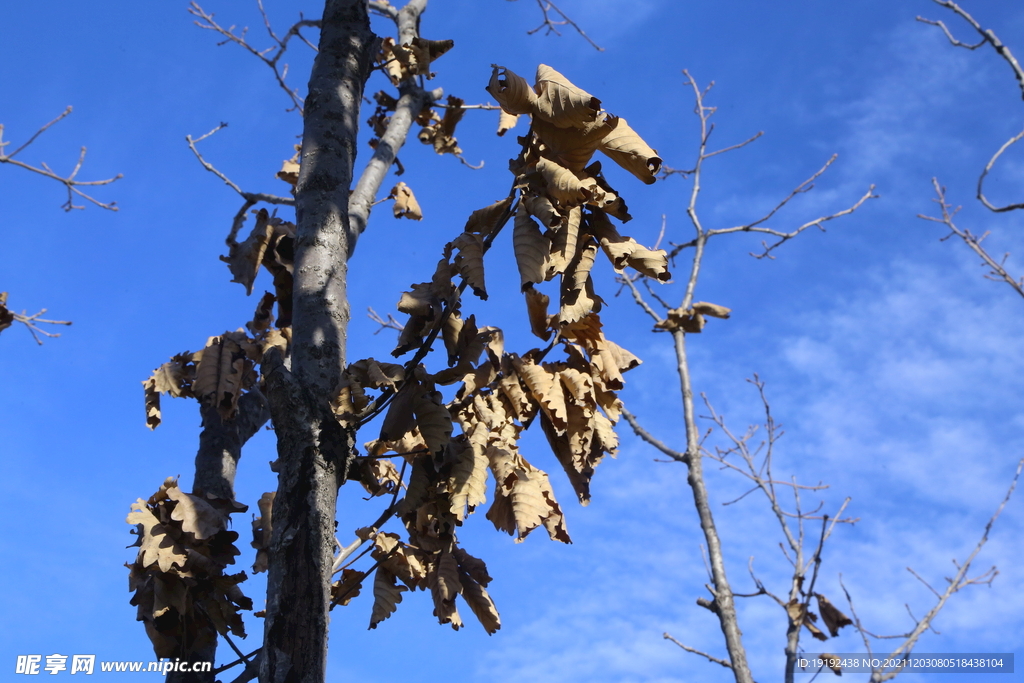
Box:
785, 599, 828, 642
533, 64, 601, 129
247, 291, 276, 335
486, 65, 536, 116
513, 205, 552, 291
389, 182, 423, 220
691, 301, 731, 319
221, 208, 274, 295
277, 159, 299, 186
815, 593, 853, 637
330, 568, 364, 608
548, 206, 581, 276
193, 331, 258, 422
589, 210, 670, 281
451, 232, 487, 299
532, 116, 616, 173
497, 110, 518, 137
536, 157, 590, 206
559, 241, 604, 326
598, 117, 662, 185
463, 197, 512, 237
523, 193, 562, 228
448, 436, 489, 522
414, 390, 453, 456
524, 286, 552, 341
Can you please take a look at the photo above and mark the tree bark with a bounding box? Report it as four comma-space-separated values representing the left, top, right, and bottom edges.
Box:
259, 2, 376, 682
168, 392, 271, 683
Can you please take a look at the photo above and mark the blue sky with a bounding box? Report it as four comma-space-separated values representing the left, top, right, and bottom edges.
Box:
2, 0, 1022, 681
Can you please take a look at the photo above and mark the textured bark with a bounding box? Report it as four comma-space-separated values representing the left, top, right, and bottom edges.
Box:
259, 2, 376, 682
673, 328, 753, 683
193, 390, 271, 501
167, 392, 270, 683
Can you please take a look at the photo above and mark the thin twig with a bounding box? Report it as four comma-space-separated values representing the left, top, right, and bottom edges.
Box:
0, 107, 121, 211
663, 633, 733, 669
919, 178, 1024, 299
515, 0, 604, 51
185, 123, 294, 206
189, 2, 320, 113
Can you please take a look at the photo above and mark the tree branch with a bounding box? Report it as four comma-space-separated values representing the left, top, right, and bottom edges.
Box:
0, 107, 121, 211
919, 178, 1024, 299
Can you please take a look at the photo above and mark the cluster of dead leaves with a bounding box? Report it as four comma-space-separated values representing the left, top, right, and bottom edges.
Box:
379, 36, 453, 84
322, 64, 669, 633
142, 326, 286, 430
485, 65, 670, 325
126, 478, 250, 658
786, 591, 854, 674
136, 63, 666, 640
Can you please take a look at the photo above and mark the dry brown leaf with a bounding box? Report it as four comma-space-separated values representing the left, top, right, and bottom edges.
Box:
497, 110, 518, 137
786, 599, 828, 641
221, 208, 274, 295
143, 378, 162, 430
193, 332, 254, 422
414, 390, 453, 456
486, 65, 536, 116
536, 157, 590, 206
276, 159, 299, 186
692, 301, 732, 319
167, 487, 226, 541
589, 210, 670, 280
548, 205, 581, 276
369, 567, 407, 628
451, 232, 487, 299
459, 568, 501, 634
449, 436, 489, 521
127, 500, 189, 573
330, 568, 364, 608
559, 241, 603, 325
246, 292, 276, 335
532, 115, 616, 173
463, 198, 512, 237
409, 36, 454, 78
486, 451, 572, 544
514, 357, 568, 433
524, 286, 552, 341
598, 117, 662, 185
533, 64, 601, 129
523, 193, 562, 228
513, 204, 552, 290
815, 593, 853, 637
389, 182, 423, 220
0, 292, 12, 333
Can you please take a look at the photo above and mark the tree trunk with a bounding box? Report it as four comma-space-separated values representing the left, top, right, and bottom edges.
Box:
259, 2, 376, 682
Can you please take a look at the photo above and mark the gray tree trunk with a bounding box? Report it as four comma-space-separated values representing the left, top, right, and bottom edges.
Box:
259, 2, 376, 682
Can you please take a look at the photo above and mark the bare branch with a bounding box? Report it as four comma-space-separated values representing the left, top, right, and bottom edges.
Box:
977, 128, 1024, 212
919, 1, 1024, 99
0, 293, 72, 345
367, 306, 404, 333
188, 2, 320, 113
185, 123, 295, 207
919, 178, 1024, 299
0, 107, 121, 211
663, 632, 733, 669
621, 407, 687, 462
511, 0, 604, 51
